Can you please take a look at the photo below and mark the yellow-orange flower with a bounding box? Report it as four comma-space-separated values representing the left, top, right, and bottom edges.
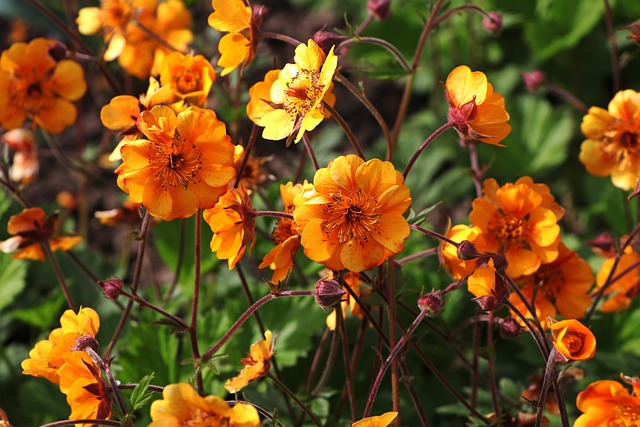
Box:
294, 155, 411, 272
326, 272, 371, 330
22, 307, 100, 384
115, 105, 236, 221
149, 383, 260, 427
203, 187, 256, 269
549, 319, 596, 361
440, 224, 487, 280
225, 330, 272, 393
258, 181, 310, 283
469, 177, 564, 278
579, 89, 640, 190
232, 145, 270, 194
156, 52, 216, 109
0, 207, 82, 261
0, 38, 86, 133
352, 412, 398, 427
247, 69, 281, 126
260, 39, 337, 143
467, 258, 508, 311
444, 65, 511, 146
574, 377, 640, 427
595, 245, 640, 312
508, 242, 593, 329
208, 0, 259, 76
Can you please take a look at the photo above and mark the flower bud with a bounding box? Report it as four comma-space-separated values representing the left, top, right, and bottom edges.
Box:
48, 41, 67, 62
367, 0, 391, 20
457, 239, 483, 261
72, 334, 100, 354
521, 70, 545, 93
98, 278, 123, 299
499, 316, 521, 339
621, 19, 640, 47
586, 232, 614, 254
314, 278, 345, 311
313, 31, 346, 56
417, 290, 444, 317
482, 12, 503, 34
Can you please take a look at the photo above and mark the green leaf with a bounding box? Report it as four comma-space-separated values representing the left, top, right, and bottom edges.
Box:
0, 254, 27, 312
407, 202, 442, 226
130, 372, 155, 411
11, 293, 65, 329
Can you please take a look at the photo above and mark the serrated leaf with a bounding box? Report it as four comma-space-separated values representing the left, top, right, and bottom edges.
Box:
407, 202, 441, 226
11, 293, 65, 329
130, 372, 155, 411
0, 254, 27, 311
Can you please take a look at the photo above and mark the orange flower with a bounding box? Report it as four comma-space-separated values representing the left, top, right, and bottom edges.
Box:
115, 105, 236, 221
352, 412, 398, 427
22, 307, 100, 384
549, 319, 596, 361
247, 69, 281, 126
156, 52, 216, 109
57, 352, 112, 424
508, 242, 593, 329
259, 39, 337, 143
444, 65, 511, 146
94, 197, 142, 226
467, 258, 508, 311
208, 0, 260, 76
294, 155, 412, 272
440, 224, 487, 280
232, 145, 270, 194
149, 383, 260, 427
225, 330, 273, 393
469, 177, 564, 277
0, 38, 86, 133
203, 187, 256, 269
2, 128, 38, 184
258, 181, 310, 283
579, 89, 640, 190
574, 376, 640, 427
326, 272, 371, 330
0, 207, 82, 261
595, 245, 640, 312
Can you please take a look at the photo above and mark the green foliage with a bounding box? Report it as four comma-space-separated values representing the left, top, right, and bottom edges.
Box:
0, 255, 27, 312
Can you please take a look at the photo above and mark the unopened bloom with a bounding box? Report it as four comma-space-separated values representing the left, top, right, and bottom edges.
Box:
0, 207, 81, 261
156, 52, 216, 109
579, 89, 640, 190
595, 245, 640, 312
294, 155, 411, 272
203, 187, 255, 269
208, 0, 260, 76
508, 243, 593, 329
2, 128, 38, 184
149, 383, 260, 427
440, 224, 487, 279
444, 65, 511, 146
0, 38, 86, 133
352, 412, 398, 427
467, 259, 508, 311
326, 272, 371, 329
225, 330, 272, 393
115, 105, 236, 221
574, 376, 640, 427
260, 39, 337, 143
549, 319, 596, 362
469, 177, 564, 277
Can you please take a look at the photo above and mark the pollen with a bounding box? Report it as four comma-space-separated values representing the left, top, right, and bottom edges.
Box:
321, 189, 382, 245
148, 137, 203, 191
283, 68, 323, 118
495, 215, 526, 245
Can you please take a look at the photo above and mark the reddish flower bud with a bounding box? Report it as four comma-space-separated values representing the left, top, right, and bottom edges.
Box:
521, 70, 546, 92
98, 278, 123, 299
418, 290, 444, 317
72, 334, 100, 354
457, 239, 483, 261
482, 12, 503, 34
499, 317, 521, 339
587, 232, 615, 254
48, 41, 67, 62
367, 0, 391, 20
621, 20, 640, 47
315, 278, 345, 311
313, 31, 346, 56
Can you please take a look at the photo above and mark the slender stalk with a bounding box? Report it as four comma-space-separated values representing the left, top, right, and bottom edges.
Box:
305, 327, 331, 393
546, 84, 588, 112
403, 122, 455, 179
322, 101, 367, 160
355, 12, 374, 35
338, 37, 411, 72
486, 312, 501, 422
504, 300, 549, 360
468, 141, 484, 197
189, 211, 204, 395
133, 19, 187, 53
411, 224, 459, 247
302, 133, 320, 171
41, 242, 76, 312
431, 4, 493, 27
234, 124, 259, 188
253, 210, 294, 220
470, 310, 480, 409
335, 318, 368, 420
395, 247, 438, 265
166, 219, 186, 299
336, 307, 357, 421
84, 347, 130, 424
258, 31, 301, 46
386, 259, 400, 425
603, 0, 620, 93
551, 366, 570, 427
120, 290, 188, 329
40, 420, 121, 427
535, 350, 557, 427
311, 327, 340, 396
268, 374, 323, 427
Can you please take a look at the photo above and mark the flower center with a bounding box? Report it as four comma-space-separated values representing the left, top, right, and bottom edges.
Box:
102, 0, 133, 29
272, 217, 295, 244
495, 215, 526, 246
562, 332, 583, 355
148, 135, 203, 191
283, 68, 324, 118
321, 189, 381, 245
611, 405, 640, 426
177, 67, 202, 95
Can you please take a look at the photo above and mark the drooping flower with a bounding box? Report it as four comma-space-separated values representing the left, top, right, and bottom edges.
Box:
574, 376, 640, 427
595, 244, 640, 312
0, 38, 86, 133
94, 197, 142, 226
1, 128, 38, 184
444, 65, 511, 146
115, 105, 236, 221
246, 69, 281, 126
156, 52, 216, 109
0, 207, 82, 261
467, 258, 508, 311
260, 39, 337, 143
232, 145, 270, 194
469, 177, 564, 278
22, 307, 100, 384
203, 187, 256, 269
352, 412, 398, 427
579, 89, 640, 190
148, 383, 260, 427
326, 271, 371, 330
208, 0, 261, 76
258, 181, 311, 283
440, 224, 487, 280
508, 242, 593, 329
294, 155, 412, 272
549, 319, 596, 362
225, 330, 273, 393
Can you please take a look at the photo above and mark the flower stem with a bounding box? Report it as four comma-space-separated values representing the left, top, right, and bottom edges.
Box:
39, 420, 121, 427
302, 133, 320, 171
411, 224, 459, 247
41, 242, 76, 312
258, 31, 301, 46
386, 259, 400, 424
234, 124, 258, 188
486, 312, 501, 422
120, 290, 188, 329
336, 306, 357, 421
268, 373, 323, 427
603, 0, 620, 93
189, 211, 204, 395
322, 101, 367, 160
253, 210, 294, 220
338, 37, 411, 73
403, 122, 455, 179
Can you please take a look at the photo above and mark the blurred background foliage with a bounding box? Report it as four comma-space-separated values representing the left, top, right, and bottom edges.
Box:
1, 0, 640, 425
